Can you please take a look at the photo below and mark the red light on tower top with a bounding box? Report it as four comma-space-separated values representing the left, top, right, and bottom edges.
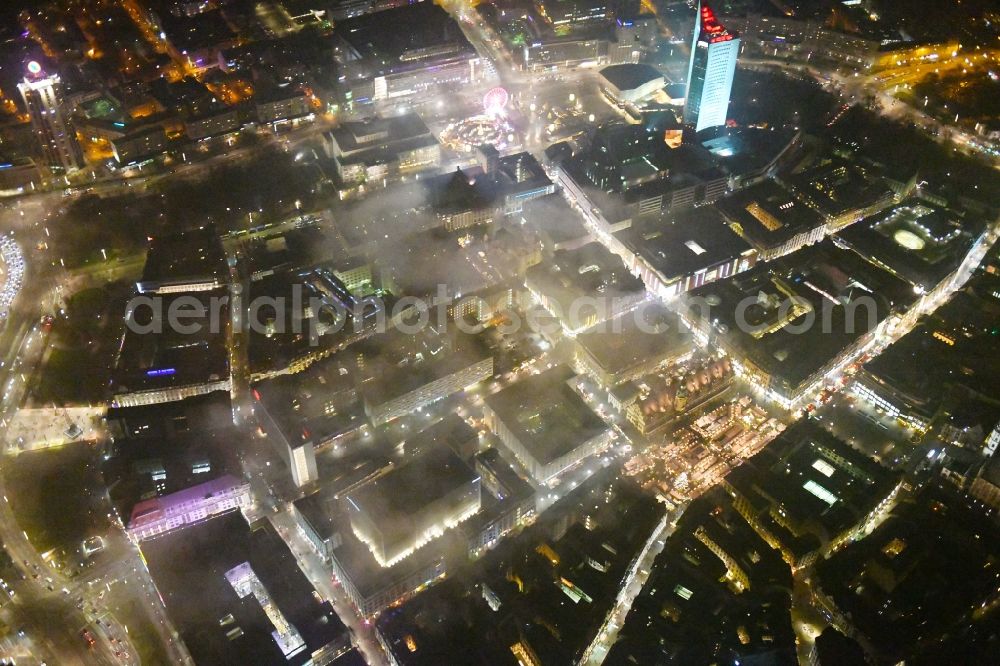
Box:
698, 2, 735, 44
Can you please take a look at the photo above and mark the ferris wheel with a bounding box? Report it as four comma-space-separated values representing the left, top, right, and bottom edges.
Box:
483, 86, 510, 117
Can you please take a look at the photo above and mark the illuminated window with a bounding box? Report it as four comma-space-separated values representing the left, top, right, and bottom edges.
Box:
685, 240, 707, 256
811, 459, 836, 477
803, 480, 837, 506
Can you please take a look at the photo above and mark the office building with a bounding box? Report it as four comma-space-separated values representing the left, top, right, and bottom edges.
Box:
573, 303, 692, 387
684, 2, 740, 133
616, 206, 757, 299
717, 179, 826, 261
252, 356, 367, 487
687, 241, 915, 407
292, 485, 450, 618
813, 483, 998, 664
521, 37, 608, 71
111, 127, 170, 165
0, 157, 42, 194
559, 123, 730, 236
425, 152, 555, 232
111, 289, 232, 408
127, 474, 250, 541
377, 478, 663, 664
136, 227, 227, 294
321, 113, 440, 194
785, 157, 897, 231
725, 12, 879, 71
484, 366, 612, 484
333, 3, 482, 105
604, 487, 795, 665
537, 0, 611, 27
525, 241, 645, 337
347, 446, 481, 567
17, 62, 84, 172
358, 328, 494, 425
723, 421, 901, 567
142, 514, 351, 665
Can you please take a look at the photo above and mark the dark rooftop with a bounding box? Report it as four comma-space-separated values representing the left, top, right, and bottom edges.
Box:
717, 178, 825, 251
333, 3, 475, 73
252, 354, 365, 449
329, 113, 432, 155
575, 302, 692, 378
835, 202, 984, 292
598, 63, 664, 91
139, 227, 226, 290
787, 157, 893, 219
113, 290, 230, 396
142, 514, 349, 666
727, 420, 899, 543
358, 327, 493, 411
617, 206, 755, 279
347, 445, 478, 542
484, 366, 609, 467
687, 240, 916, 392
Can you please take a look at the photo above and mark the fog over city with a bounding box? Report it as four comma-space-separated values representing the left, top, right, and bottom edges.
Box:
0, 1, 998, 665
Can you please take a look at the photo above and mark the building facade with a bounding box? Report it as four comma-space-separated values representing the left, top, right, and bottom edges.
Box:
18, 63, 84, 172
127, 475, 251, 541
684, 2, 740, 133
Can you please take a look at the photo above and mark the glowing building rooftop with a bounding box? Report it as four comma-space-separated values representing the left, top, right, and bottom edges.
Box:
346, 446, 481, 567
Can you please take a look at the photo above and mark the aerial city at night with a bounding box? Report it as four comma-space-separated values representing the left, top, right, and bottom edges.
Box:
0, 0, 998, 664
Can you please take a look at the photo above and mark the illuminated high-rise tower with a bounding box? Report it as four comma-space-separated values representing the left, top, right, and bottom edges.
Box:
683, 1, 740, 133
17, 61, 84, 172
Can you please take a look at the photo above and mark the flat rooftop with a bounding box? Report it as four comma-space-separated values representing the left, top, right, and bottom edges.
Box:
687, 240, 916, 392
401, 414, 478, 460
716, 179, 825, 251
246, 265, 375, 375
377, 478, 662, 665
476, 447, 536, 502
334, 3, 475, 71
835, 202, 983, 291
702, 126, 800, 181
103, 411, 242, 521
575, 302, 692, 378
329, 113, 432, 155
599, 63, 664, 92
358, 328, 492, 410
521, 194, 591, 247
814, 483, 999, 663
160, 9, 235, 53
141, 513, 348, 666
252, 354, 365, 449
525, 241, 644, 315
297, 489, 451, 599
863, 276, 1000, 407
730, 420, 898, 538
617, 206, 755, 279
347, 445, 478, 544
105, 390, 233, 441
139, 226, 226, 289
485, 366, 609, 467
603, 486, 795, 665
113, 290, 230, 395
787, 158, 893, 218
